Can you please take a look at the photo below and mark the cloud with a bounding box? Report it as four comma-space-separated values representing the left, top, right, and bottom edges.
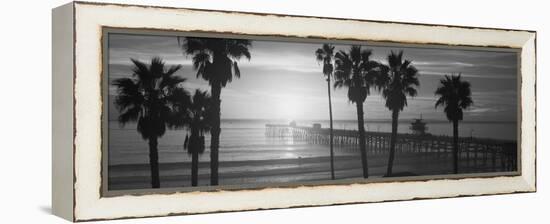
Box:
420, 71, 517, 80
107, 33, 518, 122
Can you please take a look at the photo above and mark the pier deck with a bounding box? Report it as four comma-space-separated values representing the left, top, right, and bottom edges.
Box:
265, 124, 517, 172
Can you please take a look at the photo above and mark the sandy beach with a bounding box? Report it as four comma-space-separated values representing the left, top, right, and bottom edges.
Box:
108, 151, 501, 190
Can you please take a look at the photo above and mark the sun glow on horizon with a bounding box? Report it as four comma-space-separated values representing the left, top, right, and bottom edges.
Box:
276, 95, 303, 120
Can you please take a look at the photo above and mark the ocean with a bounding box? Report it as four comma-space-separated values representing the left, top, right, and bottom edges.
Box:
108, 119, 517, 189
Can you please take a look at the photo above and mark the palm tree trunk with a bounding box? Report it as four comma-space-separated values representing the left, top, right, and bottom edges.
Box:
191, 152, 199, 186
453, 119, 459, 174
148, 137, 160, 188
327, 78, 335, 180
356, 102, 368, 178
210, 82, 222, 186
386, 109, 399, 177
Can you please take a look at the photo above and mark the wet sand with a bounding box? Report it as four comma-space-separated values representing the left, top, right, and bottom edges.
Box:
108, 152, 499, 190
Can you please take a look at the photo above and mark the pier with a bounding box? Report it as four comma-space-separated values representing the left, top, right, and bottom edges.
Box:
265, 124, 517, 173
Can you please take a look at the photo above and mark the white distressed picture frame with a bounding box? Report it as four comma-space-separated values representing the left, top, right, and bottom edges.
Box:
52, 1, 536, 222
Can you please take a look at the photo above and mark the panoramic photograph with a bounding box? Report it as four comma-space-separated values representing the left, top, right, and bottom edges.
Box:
106, 32, 519, 190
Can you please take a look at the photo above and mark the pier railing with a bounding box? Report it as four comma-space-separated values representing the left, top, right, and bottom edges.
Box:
265, 124, 517, 172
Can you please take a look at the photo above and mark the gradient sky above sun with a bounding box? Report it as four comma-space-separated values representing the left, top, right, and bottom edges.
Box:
108, 33, 518, 122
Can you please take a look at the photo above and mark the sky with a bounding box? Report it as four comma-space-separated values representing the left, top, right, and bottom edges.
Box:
108, 33, 518, 122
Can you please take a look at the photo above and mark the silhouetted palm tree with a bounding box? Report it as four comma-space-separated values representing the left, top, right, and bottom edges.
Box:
113, 57, 186, 188
380, 51, 419, 177
315, 43, 336, 180
180, 90, 211, 186
334, 45, 385, 178
179, 37, 252, 185
435, 74, 473, 174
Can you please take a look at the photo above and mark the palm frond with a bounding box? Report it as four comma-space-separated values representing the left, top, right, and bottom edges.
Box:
380, 50, 419, 111
233, 61, 241, 79
130, 58, 151, 82
315, 48, 325, 63
333, 46, 383, 105
434, 73, 473, 121
323, 63, 333, 77
181, 37, 208, 55
113, 57, 189, 139
164, 64, 182, 77
192, 52, 210, 70
228, 39, 252, 60
181, 37, 251, 86
118, 106, 141, 125
160, 65, 185, 89
149, 57, 166, 78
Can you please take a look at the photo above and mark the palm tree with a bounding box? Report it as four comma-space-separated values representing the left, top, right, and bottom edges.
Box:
381, 51, 420, 177
435, 74, 473, 174
179, 37, 252, 185
180, 90, 211, 186
315, 43, 336, 180
333, 45, 385, 178
112, 57, 186, 188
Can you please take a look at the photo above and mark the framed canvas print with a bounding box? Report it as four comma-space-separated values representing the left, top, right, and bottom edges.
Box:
52, 1, 536, 222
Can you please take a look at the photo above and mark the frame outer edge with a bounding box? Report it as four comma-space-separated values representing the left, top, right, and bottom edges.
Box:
52, 2, 75, 222
524, 32, 537, 191
70, 2, 537, 221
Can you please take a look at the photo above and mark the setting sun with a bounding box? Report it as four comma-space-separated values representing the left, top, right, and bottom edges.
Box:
277, 96, 302, 120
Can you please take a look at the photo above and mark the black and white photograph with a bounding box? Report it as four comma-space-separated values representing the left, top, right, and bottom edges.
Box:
4, 0, 547, 222
106, 31, 519, 191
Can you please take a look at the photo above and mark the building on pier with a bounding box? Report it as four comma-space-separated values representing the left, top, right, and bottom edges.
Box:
410, 114, 428, 135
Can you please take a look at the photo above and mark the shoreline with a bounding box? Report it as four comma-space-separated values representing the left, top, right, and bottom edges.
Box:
109, 152, 507, 190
